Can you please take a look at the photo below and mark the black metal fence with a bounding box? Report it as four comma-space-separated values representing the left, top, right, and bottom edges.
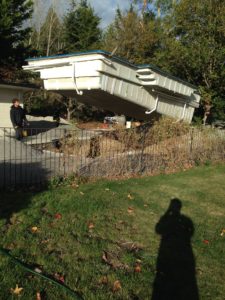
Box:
0, 126, 224, 189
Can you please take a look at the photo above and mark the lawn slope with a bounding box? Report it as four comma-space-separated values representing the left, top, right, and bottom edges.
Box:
0, 164, 225, 299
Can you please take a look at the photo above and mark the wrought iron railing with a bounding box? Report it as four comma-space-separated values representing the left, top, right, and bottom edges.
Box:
0, 126, 224, 189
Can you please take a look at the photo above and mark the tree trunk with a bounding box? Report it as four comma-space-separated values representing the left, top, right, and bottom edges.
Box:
202, 104, 212, 126
157, 5, 161, 18
66, 97, 76, 120
46, 15, 53, 56
67, 107, 71, 121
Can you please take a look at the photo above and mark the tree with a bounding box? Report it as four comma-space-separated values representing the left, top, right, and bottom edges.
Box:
39, 6, 64, 56
0, 0, 33, 66
59, 0, 102, 120
103, 6, 159, 64
153, 0, 225, 122
63, 0, 102, 52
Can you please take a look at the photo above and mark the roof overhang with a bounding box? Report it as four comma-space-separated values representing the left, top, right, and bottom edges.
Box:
23, 50, 200, 123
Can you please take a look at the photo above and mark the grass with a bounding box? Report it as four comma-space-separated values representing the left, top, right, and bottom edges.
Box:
0, 164, 225, 299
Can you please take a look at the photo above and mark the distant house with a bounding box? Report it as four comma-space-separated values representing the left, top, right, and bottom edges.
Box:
0, 83, 33, 127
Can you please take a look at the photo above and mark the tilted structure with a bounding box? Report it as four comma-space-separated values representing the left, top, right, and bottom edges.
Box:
23, 50, 200, 123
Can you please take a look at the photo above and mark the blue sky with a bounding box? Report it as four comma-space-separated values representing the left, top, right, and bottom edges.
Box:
40, 0, 133, 29
89, 0, 132, 28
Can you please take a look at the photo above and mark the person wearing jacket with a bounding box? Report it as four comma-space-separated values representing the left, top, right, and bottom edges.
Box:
10, 98, 28, 140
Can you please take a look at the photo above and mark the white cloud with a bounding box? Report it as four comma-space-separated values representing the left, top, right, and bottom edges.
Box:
36, 0, 132, 29
89, 0, 132, 28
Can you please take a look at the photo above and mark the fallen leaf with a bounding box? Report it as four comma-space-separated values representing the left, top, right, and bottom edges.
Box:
118, 241, 143, 253
9, 214, 21, 225
99, 276, 108, 285
6, 243, 16, 250
144, 204, 148, 207
102, 251, 130, 270
11, 284, 23, 295
203, 239, 209, 245
54, 213, 62, 219
34, 267, 42, 274
127, 207, 134, 214
134, 264, 141, 273
127, 194, 134, 200
197, 268, 203, 276
88, 222, 95, 230
113, 280, 122, 292
36, 292, 41, 300
80, 191, 84, 195
220, 229, 225, 236
72, 183, 79, 188
31, 226, 38, 233
54, 273, 65, 283
105, 188, 110, 191
40, 239, 50, 244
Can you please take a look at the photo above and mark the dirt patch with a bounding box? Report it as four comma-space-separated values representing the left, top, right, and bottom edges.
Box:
77, 122, 105, 130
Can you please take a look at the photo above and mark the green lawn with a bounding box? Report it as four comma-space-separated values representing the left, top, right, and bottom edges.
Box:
0, 164, 225, 299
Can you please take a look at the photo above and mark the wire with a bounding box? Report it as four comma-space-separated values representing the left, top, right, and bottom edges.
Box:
0, 247, 83, 300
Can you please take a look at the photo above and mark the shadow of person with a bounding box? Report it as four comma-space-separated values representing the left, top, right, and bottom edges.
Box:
152, 198, 199, 300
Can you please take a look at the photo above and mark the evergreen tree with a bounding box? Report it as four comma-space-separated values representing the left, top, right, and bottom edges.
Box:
0, 0, 33, 66
63, 0, 102, 52
104, 0, 225, 122
153, 0, 225, 122
103, 6, 159, 64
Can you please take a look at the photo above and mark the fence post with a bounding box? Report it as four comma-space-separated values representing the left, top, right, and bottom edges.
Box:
139, 127, 147, 174
190, 127, 194, 155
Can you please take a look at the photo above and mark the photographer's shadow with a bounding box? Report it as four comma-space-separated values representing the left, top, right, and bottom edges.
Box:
152, 198, 199, 300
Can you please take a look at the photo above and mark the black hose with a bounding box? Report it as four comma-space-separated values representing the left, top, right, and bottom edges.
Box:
0, 247, 83, 300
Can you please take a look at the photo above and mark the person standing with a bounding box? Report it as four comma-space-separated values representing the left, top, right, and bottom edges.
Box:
10, 98, 28, 140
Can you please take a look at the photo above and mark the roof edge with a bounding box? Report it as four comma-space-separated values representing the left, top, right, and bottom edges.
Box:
25, 50, 198, 90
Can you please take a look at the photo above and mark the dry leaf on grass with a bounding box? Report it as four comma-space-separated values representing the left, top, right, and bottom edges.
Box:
134, 264, 141, 273
34, 267, 43, 274
102, 251, 130, 270
71, 183, 79, 188
54, 273, 65, 283
31, 226, 38, 233
6, 243, 16, 250
113, 280, 122, 292
88, 222, 95, 230
127, 194, 134, 200
220, 229, 225, 236
10, 284, 23, 295
98, 276, 108, 285
80, 191, 84, 195
40, 239, 50, 244
118, 241, 143, 253
54, 213, 62, 219
127, 207, 134, 214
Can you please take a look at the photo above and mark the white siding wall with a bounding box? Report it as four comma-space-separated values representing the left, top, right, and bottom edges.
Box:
0, 88, 23, 128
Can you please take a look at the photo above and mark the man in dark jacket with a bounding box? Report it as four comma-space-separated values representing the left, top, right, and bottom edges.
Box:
10, 98, 28, 140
